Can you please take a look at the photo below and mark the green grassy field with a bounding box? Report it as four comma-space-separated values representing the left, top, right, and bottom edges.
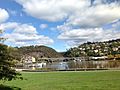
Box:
2, 71, 120, 90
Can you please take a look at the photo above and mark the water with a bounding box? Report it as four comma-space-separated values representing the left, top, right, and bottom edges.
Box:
47, 62, 69, 70
22, 60, 120, 70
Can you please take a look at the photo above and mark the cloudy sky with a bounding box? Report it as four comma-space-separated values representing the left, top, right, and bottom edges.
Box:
0, 0, 120, 52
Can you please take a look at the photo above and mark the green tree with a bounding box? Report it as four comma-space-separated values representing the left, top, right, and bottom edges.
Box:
0, 30, 22, 82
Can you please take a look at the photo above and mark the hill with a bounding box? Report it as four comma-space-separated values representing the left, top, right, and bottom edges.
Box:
18, 45, 62, 58
64, 39, 120, 57
10, 45, 63, 61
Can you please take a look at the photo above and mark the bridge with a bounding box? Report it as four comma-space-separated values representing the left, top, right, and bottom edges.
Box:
37, 57, 88, 63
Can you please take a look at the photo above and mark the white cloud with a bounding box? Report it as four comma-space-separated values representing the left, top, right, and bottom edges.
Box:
0, 22, 53, 46
3, 33, 54, 46
58, 28, 120, 46
15, 0, 90, 22
14, 0, 120, 47
40, 24, 48, 29
15, 0, 120, 27
0, 22, 18, 30
14, 24, 37, 34
56, 1, 120, 47
66, 3, 120, 28
0, 8, 9, 23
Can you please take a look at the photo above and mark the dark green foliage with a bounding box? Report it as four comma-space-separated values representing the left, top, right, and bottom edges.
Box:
0, 84, 21, 90
0, 44, 22, 81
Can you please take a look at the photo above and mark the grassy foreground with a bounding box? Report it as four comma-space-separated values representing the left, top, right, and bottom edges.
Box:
3, 71, 120, 90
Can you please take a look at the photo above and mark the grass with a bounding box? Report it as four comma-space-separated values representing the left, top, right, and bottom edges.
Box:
2, 71, 120, 90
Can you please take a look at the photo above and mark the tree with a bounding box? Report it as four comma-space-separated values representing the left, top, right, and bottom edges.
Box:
0, 30, 22, 82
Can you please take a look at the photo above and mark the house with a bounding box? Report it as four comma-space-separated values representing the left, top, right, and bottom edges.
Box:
36, 62, 46, 68
90, 56, 108, 60
21, 55, 36, 64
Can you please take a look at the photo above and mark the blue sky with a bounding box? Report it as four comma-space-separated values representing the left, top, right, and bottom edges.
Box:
0, 0, 120, 52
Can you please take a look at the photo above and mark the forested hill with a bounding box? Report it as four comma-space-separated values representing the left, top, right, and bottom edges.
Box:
14, 45, 62, 59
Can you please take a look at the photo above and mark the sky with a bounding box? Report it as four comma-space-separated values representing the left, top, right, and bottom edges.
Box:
0, 0, 120, 52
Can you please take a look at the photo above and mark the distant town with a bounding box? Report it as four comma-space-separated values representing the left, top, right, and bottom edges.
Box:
64, 39, 120, 59
13, 38, 120, 71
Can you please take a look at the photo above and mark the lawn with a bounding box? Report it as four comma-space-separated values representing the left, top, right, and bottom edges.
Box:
2, 71, 120, 90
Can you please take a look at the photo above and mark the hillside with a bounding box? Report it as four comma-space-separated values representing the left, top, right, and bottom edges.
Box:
10, 45, 63, 61
17, 45, 63, 58
65, 39, 120, 57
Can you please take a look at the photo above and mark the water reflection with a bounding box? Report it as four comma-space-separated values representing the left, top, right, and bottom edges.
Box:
47, 62, 69, 70
21, 59, 120, 70
46, 60, 111, 70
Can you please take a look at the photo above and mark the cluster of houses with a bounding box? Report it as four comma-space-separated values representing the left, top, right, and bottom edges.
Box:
19, 55, 46, 70
71, 40, 120, 57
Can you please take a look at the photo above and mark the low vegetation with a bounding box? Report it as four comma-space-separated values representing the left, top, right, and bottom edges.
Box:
2, 71, 120, 90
